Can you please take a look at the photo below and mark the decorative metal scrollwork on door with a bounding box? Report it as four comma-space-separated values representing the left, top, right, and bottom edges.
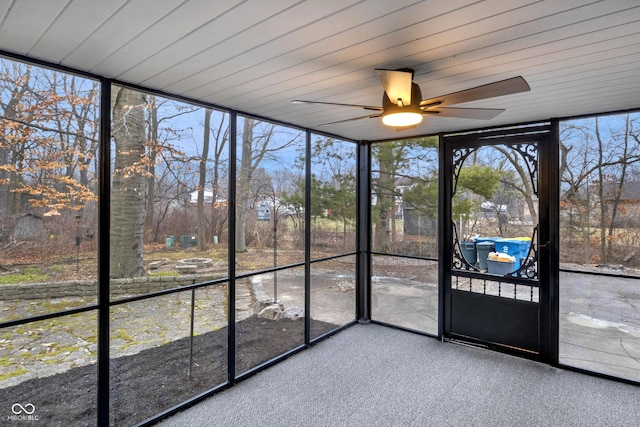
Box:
452, 146, 476, 197
451, 141, 539, 280
509, 143, 538, 196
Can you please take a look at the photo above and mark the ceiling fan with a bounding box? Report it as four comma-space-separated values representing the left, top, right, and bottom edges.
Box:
292, 69, 530, 129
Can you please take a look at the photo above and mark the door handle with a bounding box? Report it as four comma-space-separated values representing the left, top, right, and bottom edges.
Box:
539, 241, 550, 249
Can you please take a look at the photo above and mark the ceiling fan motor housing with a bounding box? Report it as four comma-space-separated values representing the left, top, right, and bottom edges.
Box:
381, 82, 424, 126
382, 81, 422, 109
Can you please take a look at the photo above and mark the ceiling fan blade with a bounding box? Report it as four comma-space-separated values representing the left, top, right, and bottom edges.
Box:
424, 107, 506, 120
375, 69, 413, 106
319, 113, 382, 126
292, 100, 382, 111
420, 76, 530, 107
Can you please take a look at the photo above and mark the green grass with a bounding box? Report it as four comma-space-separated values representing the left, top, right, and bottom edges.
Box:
0, 367, 28, 381
40, 300, 91, 312
0, 267, 48, 284
311, 216, 356, 231
147, 271, 179, 277
111, 328, 135, 343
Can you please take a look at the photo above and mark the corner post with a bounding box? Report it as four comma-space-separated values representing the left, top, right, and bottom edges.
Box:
356, 141, 371, 322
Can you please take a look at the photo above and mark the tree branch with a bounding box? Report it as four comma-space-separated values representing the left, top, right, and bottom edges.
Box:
0, 114, 98, 143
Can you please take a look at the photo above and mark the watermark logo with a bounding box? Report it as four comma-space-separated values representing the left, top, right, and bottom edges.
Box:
12, 404, 35, 415
7, 403, 39, 422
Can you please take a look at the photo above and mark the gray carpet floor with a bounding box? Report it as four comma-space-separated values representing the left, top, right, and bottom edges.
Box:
159, 324, 639, 427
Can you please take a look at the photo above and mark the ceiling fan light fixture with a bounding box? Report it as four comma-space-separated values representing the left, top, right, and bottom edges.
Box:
381, 81, 424, 127
382, 110, 423, 127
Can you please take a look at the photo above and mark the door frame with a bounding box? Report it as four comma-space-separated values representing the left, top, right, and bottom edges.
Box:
438, 122, 559, 362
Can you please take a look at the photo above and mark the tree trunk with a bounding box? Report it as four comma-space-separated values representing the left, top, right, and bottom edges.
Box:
9, 148, 24, 215
236, 118, 253, 252
210, 114, 228, 240
110, 87, 147, 278
144, 96, 158, 242
197, 109, 212, 250
595, 117, 607, 264
0, 145, 8, 217
606, 114, 630, 260
373, 146, 395, 252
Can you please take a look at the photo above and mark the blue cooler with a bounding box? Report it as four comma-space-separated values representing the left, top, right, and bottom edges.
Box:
487, 259, 516, 275
494, 239, 525, 267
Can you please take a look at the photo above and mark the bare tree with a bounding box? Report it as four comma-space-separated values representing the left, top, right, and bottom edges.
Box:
494, 146, 537, 221
235, 118, 298, 252
197, 109, 212, 250
560, 114, 640, 264
208, 112, 229, 242
143, 95, 197, 242
144, 95, 159, 239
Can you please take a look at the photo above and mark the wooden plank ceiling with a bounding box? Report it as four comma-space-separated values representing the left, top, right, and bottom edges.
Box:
1, 0, 639, 142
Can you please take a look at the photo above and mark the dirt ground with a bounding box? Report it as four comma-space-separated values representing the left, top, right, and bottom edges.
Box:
0, 241, 430, 427
0, 316, 338, 426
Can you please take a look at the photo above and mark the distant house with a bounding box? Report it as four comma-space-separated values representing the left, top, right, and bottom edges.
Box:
602, 180, 640, 227
255, 201, 271, 221
393, 176, 411, 219
188, 190, 227, 207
